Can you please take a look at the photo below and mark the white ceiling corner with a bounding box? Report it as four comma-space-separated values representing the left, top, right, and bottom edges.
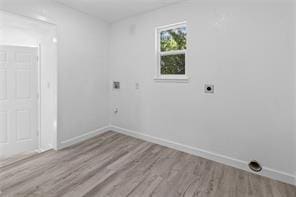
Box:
54, 0, 186, 23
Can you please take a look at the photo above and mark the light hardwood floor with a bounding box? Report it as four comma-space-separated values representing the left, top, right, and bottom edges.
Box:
0, 131, 295, 197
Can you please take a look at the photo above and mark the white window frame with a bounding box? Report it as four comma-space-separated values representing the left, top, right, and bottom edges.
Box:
154, 21, 188, 82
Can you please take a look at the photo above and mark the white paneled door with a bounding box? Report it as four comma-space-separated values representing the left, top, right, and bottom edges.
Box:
0, 45, 38, 158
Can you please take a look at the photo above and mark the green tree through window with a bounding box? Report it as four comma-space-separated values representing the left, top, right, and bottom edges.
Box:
159, 25, 187, 75
160, 27, 187, 52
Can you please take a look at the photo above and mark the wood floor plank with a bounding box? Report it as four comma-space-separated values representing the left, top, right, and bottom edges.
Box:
3, 134, 133, 196
0, 133, 125, 193
0, 131, 295, 197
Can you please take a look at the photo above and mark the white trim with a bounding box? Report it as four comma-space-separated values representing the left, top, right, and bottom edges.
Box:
160, 50, 186, 56
58, 126, 110, 150
154, 76, 189, 83
109, 125, 296, 186
157, 21, 187, 31
37, 44, 42, 151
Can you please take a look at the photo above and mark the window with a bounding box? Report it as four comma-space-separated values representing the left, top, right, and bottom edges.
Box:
155, 22, 188, 81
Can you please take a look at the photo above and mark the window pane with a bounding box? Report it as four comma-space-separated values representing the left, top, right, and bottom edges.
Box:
160, 26, 187, 52
161, 54, 185, 75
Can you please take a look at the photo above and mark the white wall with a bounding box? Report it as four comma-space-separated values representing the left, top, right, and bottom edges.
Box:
109, 1, 295, 183
0, 0, 110, 148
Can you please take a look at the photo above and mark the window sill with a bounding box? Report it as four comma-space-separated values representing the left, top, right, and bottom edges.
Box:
154, 76, 190, 83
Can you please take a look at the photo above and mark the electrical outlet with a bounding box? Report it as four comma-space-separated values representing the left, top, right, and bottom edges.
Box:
113, 81, 120, 89
204, 84, 214, 94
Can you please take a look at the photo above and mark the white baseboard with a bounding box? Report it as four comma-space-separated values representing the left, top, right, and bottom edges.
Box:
59, 126, 110, 149
55, 124, 295, 185
109, 125, 296, 186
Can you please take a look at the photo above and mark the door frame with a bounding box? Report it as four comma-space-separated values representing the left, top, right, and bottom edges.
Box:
37, 44, 42, 151
0, 10, 58, 153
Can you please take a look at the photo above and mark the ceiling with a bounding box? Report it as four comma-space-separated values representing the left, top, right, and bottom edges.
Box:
54, 0, 186, 23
